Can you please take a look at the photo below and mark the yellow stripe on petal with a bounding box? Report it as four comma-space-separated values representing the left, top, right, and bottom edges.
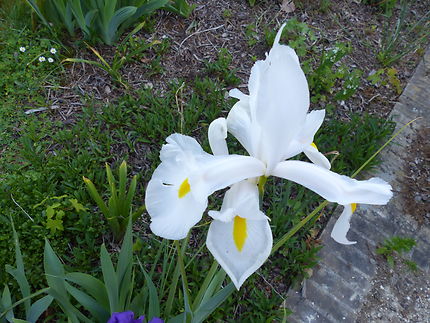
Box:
233, 216, 247, 252
178, 178, 191, 198
310, 142, 318, 149
351, 203, 357, 213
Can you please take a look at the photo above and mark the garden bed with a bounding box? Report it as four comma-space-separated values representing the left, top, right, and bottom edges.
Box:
0, 0, 429, 321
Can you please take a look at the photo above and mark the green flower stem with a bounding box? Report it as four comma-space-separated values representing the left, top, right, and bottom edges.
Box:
258, 176, 268, 207
174, 239, 191, 308
271, 201, 329, 255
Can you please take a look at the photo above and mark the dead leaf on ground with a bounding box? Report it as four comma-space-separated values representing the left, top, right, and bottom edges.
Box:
281, 0, 296, 13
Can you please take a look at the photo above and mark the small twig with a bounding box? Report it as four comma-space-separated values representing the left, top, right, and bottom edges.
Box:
11, 194, 34, 222
179, 25, 224, 48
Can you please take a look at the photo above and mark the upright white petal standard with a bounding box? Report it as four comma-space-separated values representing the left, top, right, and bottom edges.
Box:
250, 25, 309, 173
207, 181, 272, 289
272, 160, 393, 205
208, 118, 229, 156
331, 204, 357, 245
145, 134, 265, 240
226, 25, 309, 173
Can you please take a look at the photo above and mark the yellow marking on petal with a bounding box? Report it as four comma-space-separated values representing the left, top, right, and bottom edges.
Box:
351, 203, 357, 213
310, 142, 318, 149
178, 178, 191, 198
233, 216, 247, 252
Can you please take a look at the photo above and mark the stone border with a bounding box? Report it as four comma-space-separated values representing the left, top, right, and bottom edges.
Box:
284, 46, 430, 322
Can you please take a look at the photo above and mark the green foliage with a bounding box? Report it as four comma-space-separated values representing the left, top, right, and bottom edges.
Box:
24, 0, 192, 45
162, 0, 195, 18
307, 42, 360, 103
245, 23, 259, 47
317, 113, 396, 175
376, 0, 430, 66
265, 18, 317, 57
0, 217, 52, 323
84, 161, 145, 241
204, 48, 241, 87
376, 236, 417, 269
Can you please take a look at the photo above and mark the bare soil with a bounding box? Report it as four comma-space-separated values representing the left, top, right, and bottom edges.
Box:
356, 254, 430, 323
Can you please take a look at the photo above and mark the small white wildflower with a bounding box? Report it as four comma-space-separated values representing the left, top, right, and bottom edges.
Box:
19, 47, 26, 52
50, 48, 57, 54
39, 56, 46, 62
48, 57, 54, 63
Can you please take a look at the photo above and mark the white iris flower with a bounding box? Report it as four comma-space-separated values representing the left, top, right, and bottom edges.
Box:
145, 24, 393, 289
38, 56, 46, 62
19, 47, 26, 52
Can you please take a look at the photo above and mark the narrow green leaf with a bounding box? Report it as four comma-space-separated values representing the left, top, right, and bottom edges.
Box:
70, 0, 90, 35
27, 295, 53, 323
192, 283, 235, 323
106, 6, 137, 44
100, 244, 119, 312
9, 216, 31, 313
65, 273, 109, 310
1, 285, 13, 321
137, 258, 160, 320
82, 176, 112, 222
192, 261, 218, 310
117, 220, 133, 309
44, 240, 80, 323
0, 288, 49, 322
65, 283, 110, 322
24, 0, 53, 32
199, 270, 226, 306
118, 161, 128, 215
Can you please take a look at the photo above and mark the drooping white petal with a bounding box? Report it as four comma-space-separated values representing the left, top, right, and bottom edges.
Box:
145, 134, 265, 240
208, 118, 229, 156
247, 34, 309, 173
272, 160, 393, 205
303, 145, 331, 169
208, 181, 266, 222
331, 204, 357, 245
146, 178, 207, 240
207, 217, 272, 289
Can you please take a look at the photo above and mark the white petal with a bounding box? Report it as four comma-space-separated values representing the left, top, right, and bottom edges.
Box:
300, 110, 325, 143
208, 181, 266, 222
229, 88, 249, 101
208, 118, 228, 156
207, 218, 272, 289
249, 43, 309, 172
282, 110, 326, 160
145, 134, 265, 239
303, 145, 331, 169
226, 100, 257, 156
272, 160, 393, 205
331, 204, 357, 245
146, 179, 207, 240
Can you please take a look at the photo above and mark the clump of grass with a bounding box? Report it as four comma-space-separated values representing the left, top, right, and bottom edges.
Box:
376, 236, 417, 270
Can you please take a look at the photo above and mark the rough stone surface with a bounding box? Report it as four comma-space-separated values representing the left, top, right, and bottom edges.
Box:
284, 46, 430, 322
